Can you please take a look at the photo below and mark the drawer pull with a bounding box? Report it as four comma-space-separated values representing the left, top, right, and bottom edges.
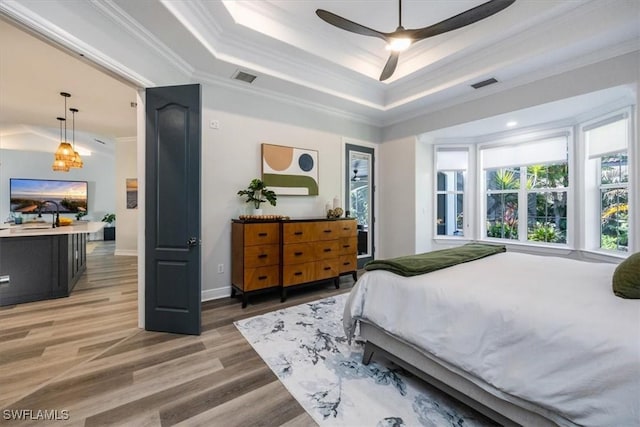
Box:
294, 272, 303, 276
343, 227, 350, 231
258, 275, 268, 280
323, 230, 332, 234
258, 232, 268, 237
323, 266, 331, 271
258, 254, 268, 259
323, 248, 332, 252
294, 231, 303, 235
294, 251, 303, 256
342, 244, 350, 248
343, 262, 350, 266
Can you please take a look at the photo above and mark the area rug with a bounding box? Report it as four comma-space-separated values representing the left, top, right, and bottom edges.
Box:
234, 294, 495, 426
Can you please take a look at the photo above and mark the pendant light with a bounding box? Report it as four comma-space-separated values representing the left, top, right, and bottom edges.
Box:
53, 92, 75, 165
52, 117, 70, 172
68, 107, 83, 168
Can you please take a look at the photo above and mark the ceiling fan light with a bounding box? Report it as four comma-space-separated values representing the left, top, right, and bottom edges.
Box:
386, 37, 411, 52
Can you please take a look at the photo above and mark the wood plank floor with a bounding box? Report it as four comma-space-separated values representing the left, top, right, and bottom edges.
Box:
0, 241, 356, 426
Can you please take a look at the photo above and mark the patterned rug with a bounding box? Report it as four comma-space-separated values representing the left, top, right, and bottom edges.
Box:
235, 294, 495, 426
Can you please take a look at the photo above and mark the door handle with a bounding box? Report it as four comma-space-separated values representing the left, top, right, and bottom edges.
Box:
187, 237, 199, 247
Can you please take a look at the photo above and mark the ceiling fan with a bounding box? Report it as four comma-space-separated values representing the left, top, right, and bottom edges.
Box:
316, 0, 516, 81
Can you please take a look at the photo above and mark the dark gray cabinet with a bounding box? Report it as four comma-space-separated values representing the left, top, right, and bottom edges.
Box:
0, 233, 87, 306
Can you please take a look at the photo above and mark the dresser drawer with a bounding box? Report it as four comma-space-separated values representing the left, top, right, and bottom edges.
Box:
339, 255, 357, 273
338, 219, 358, 237
244, 265, 280, 291
314, 221, 339, 241
315, 259, 339, 280
244, 244, 279, 268
338, 237, 357, 255
244, 223, 280, 246
283, 242, 315, 264
314, 240, 339, 260
282, 223, 315, 244
283, 262, 315, 286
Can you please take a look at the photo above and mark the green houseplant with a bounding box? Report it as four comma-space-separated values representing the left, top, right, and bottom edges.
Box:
102, 213, 116, 226
237, 178, 277, 214
101, 213, 116, 241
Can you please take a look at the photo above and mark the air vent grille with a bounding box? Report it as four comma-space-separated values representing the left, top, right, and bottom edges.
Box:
232, 71, 257, 84
471, 78, 498, 89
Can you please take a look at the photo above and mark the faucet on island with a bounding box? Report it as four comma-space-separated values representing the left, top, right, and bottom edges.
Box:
40, 200, 60, 228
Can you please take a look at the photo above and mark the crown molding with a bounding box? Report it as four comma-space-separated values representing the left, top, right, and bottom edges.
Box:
192, 70, 381, 128
91, 0, 194, 78
163, 0, 385, 110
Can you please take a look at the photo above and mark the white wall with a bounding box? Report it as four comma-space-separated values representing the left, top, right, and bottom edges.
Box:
199, 83, 379, 300
115, 137, 137, 255
377, 136, 416, 259
0, 138, 115, 234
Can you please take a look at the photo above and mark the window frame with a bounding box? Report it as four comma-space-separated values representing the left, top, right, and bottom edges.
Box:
478, 130, 573, 248
433, 146, 471, 241
581, 107, 633, 255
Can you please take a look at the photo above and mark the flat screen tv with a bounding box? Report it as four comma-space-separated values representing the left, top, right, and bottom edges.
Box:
10, 178, 88, 214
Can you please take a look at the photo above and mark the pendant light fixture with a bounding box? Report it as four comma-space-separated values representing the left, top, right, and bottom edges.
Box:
68, 107, 83, 168
52, 117, 70, 172
53, 92, 75, 167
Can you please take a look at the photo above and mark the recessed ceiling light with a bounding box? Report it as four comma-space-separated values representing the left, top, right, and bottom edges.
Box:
506, 121, 518, 128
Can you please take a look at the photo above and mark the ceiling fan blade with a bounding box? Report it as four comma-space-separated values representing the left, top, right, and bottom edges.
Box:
379, 52, 400, 81
407, 0, 515, 41
316, 9, 388, 41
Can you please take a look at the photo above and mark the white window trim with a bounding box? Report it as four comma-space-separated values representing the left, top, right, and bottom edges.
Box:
579, 106, 634, 254
433, 145, 471, 240
478, 129, 573, 247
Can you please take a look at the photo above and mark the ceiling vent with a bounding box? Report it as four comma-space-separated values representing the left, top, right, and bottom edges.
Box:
471, 77, 498, 89
232, 70, 257, 84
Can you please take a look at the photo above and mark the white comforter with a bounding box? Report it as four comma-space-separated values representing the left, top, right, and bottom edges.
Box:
344, 252, 640, 427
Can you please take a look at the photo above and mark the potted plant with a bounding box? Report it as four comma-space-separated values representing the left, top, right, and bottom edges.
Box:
237, 178, 277, 215
102, 213, 116, 240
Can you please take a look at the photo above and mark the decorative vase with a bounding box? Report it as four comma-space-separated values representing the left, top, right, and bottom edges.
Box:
253, 208, 263, 216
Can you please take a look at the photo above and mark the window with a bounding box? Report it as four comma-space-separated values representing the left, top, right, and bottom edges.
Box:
481, 136, 569, 244
435, 148, 468, 237
585, 115, 630, 252
526, 163, 568, 244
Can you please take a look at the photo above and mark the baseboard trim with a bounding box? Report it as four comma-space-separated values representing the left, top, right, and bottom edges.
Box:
114, 249, 138, 256
202, 287, 230, 302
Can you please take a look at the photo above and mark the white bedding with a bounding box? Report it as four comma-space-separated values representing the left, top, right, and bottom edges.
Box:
344, 252, 640, 427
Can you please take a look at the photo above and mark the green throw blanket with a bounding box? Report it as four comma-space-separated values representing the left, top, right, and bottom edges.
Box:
364, 243, 506, 277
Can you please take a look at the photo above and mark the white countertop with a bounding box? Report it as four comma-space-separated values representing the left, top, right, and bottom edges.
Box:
0, 221, 105, 238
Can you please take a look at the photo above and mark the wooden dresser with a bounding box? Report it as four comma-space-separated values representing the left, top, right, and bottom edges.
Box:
231, 218, 357, 307
231, 222, 281, 307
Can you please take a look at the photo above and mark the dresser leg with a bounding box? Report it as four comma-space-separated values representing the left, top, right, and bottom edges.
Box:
230, 287, 236, 298
281, 288, 287, 303
242, 294, 248, 309
351, 271, 357, 281
334, 278, 340, 289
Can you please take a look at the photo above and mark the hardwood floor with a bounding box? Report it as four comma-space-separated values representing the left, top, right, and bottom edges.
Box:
0, 241, 356, 426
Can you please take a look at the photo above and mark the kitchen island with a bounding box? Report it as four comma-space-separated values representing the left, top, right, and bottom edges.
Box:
0, 221, 105, 306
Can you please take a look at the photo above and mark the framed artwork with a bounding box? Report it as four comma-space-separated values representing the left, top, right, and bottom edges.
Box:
126, 178, 138, 209
262, 143, 319, 195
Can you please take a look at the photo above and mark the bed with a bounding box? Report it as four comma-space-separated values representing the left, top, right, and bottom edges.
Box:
343, 251, 640, 427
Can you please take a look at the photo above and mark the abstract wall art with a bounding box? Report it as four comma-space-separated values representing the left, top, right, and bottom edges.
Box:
262, 143, 319, 196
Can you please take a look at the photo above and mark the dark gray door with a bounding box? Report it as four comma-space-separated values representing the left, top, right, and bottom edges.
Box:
145, 84, 201, 335
345, 144, 375, 268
